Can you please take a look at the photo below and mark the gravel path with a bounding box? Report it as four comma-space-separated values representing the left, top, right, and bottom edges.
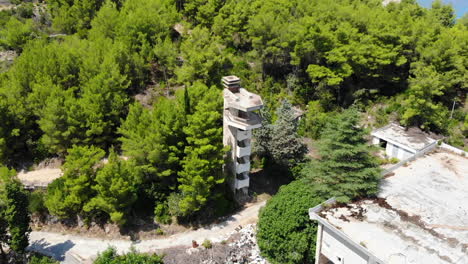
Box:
28, 201, 266, 263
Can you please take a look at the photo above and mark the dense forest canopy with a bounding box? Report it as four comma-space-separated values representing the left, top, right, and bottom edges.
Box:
0, 0, 466, 228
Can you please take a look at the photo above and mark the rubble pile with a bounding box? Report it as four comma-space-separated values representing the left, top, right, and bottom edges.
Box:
225, 224, 267, 264
165, 224, 268, 264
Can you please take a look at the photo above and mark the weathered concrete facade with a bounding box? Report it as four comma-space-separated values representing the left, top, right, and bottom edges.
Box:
222, 76, 263, 193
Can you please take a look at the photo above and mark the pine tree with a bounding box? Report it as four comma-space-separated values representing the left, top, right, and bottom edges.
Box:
84, 149, 141, 226
45, 146, 105, 218
153, 36, 178, 83
304, 108, 381, 203
119, 99, 186, 184
37, 88, 79, 155
176, 86, 225, 216
0, 166, 15, 257
4, 179, 30, 254
79, 56, 130, 148
0, 167, 30, 254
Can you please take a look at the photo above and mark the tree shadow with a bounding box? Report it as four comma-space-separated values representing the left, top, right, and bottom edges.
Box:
28, 239, 75, 261
250, 167, 293, 196
118, 215, 161, 242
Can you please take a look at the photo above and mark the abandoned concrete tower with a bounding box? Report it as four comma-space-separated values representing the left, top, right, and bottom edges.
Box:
222, 76, 263, 193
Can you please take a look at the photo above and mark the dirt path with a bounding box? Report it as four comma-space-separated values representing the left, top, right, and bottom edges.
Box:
18, 168, 62, 188
28, 201, 266, 263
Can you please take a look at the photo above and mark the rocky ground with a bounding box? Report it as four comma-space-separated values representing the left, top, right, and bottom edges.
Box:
0, 50, 16, 61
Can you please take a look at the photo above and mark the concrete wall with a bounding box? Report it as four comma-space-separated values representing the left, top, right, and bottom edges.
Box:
385, 143, 414, 160
320, 226, 368, 264
440, 143, 468, 156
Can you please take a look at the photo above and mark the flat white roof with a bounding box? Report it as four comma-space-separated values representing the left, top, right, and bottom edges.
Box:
317, 151, 468, 264
372, 124, 436, 153
224, 88, 263, 112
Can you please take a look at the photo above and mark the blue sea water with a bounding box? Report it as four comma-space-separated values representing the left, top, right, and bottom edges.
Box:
417, 0, 468, 17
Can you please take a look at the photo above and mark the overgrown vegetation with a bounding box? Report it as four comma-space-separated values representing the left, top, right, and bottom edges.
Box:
0, 0, 466, 261
257, 180, 324, 264
258, 108, 382, 264
0, 167, 31, 259
94, 247, 164, 264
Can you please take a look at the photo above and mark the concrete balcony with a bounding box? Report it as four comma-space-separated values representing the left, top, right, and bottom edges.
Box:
234, 175, 250, 189
236, 129, 252, 141
236, 161, 251, 174
236, 145, 251, 157
224, 110, 261, 130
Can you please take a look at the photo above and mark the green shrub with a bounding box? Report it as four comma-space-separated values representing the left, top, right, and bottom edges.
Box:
202, 239, 212, 249
377, 157, 388, 165
167, 192, 183, 217
15, 3, 34, 18
29, 255, 59, 264
155, 228, 164, 235
28, 190, 48, 215
389, 157, 399, 164
447, 126, 465, 148
154, 203, 172, 225
94, 247, 164, 264
257, 180, 324, 264
298, 101, 333, 140
0, 17, 36, 51
375, 106, 389, 128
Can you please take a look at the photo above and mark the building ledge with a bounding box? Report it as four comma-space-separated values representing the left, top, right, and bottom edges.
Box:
224, 110, 261, 130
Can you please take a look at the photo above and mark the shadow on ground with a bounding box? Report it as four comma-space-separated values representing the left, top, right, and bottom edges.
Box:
28, 239, 75, 261
249, 168, 292, 196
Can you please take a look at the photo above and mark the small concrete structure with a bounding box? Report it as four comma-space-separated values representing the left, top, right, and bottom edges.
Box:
309, 151, 468, 264
222, 76, 263, 193
371, 123, 436, 160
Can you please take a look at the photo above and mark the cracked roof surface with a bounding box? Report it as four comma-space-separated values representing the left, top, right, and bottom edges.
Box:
320, 151, 468, 264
